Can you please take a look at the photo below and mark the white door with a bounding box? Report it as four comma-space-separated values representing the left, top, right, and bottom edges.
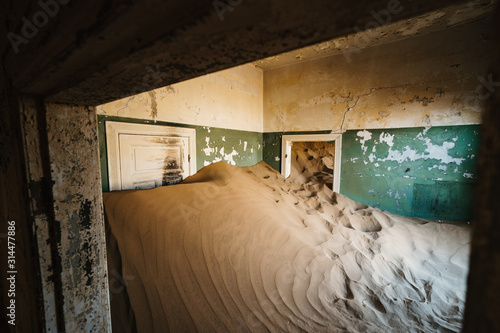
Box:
119, 134, 189, 190
106, 121, 197, 191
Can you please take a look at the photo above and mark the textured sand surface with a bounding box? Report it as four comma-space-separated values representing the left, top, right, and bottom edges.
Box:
104, 161, 470, 333
289, 141, 335, 189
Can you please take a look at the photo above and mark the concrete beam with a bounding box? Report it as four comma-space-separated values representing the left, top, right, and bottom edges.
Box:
2, 0, 468, 105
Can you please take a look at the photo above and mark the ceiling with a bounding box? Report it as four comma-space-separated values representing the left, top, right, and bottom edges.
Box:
253, 0, 496, 71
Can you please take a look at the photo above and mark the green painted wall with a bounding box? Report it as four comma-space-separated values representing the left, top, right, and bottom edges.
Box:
99, 117, 479, 221
263, 125, 480, 222
340, 125, 480, 222
98, 115, 262, 191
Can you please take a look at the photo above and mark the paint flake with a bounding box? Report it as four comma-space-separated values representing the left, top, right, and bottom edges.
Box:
203, 137, 214, 156
379, 132, 395, 147
203, 148, 214, 156
428, 164, 447, 171
223, 149, 239, 165
357, 130, 372, 154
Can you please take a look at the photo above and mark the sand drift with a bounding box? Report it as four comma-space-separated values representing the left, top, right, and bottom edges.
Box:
104, 161, 470, 333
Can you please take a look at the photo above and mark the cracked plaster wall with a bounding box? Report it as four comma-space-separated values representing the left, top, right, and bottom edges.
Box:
97, 63, 263, 132
263, 19, 491, 132
261, 19, 489, 221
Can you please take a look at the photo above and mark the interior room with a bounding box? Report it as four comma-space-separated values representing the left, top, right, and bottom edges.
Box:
98, 7, 488, 222
1, 0, 499, 332
96, 8, 487, 331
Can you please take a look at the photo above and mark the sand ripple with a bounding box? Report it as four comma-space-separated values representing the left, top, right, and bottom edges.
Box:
104, 161, 470, 333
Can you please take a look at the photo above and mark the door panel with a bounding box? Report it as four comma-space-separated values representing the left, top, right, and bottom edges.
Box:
119, 134, 188, 190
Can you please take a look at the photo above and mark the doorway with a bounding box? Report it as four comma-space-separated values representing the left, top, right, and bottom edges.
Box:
281, 134, 342, 192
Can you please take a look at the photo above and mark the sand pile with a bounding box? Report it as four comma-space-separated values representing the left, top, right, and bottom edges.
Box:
289, 141, 335, 188
104, 161, 470, 333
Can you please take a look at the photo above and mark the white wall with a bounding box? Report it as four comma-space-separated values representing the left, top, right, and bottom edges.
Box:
263, 19, 490, 132
97, 63, 263, 132
98, 19, 491, 134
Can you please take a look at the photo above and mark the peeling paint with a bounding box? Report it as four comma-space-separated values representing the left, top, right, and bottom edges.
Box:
193, 124, 263, 170
19, 99, 58, 332
203, 137, 215, 156
429, 164, 447, 171
357, 130, 372, 154
46, 104, 111, 332
379, 132, 394, 147
357, 128, 467, 166
222, 148, 239, 165
341, 125, 480, 221
98, 63, 263, 132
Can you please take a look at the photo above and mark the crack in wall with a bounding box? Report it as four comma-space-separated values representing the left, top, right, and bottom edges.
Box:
148, 91, 158, 122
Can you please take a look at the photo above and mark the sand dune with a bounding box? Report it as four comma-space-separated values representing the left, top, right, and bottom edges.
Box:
104, 161, 470, 332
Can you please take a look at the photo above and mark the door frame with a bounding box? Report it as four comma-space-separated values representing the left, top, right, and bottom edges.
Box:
105, 121, 197, 191
281, 134, 342, 192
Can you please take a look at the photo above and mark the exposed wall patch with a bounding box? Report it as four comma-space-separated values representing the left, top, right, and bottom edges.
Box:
357, 128, 467, 166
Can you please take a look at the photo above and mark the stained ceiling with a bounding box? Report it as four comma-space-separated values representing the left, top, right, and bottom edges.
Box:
253, 0, 496, 71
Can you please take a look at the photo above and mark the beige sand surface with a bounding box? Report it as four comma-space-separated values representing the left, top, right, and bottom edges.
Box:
289, 141, 335, 188
104, 161, 470, 332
